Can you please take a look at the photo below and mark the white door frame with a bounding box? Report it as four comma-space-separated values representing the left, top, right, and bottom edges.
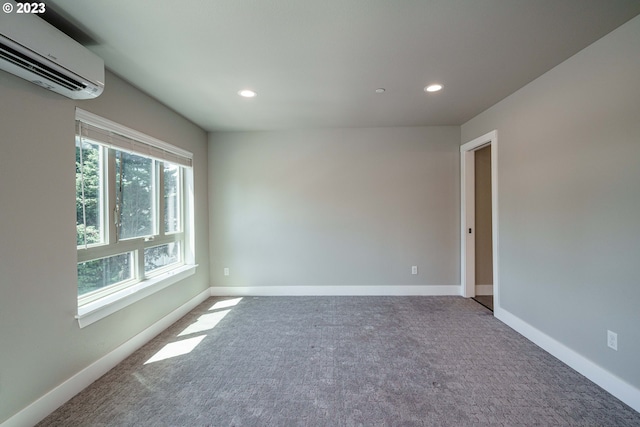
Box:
460, 130, 499, 309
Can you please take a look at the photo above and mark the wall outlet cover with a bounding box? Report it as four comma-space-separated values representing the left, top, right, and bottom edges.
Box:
607, 330, 618, 351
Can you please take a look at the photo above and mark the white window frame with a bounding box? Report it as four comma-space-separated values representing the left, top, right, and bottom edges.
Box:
75, 108, 196, 328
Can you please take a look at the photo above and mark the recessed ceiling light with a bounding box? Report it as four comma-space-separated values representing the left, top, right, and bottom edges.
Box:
375, 88, 386, 93
425, 84, 443, 93
238, 89, 257, 98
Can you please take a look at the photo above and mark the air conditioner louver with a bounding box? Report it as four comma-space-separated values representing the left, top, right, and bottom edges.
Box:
0, 1, 104, 99
0, 44, 87, 92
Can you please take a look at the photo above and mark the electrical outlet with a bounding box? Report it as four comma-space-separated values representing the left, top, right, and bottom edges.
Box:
223, 267, 229, 276
411, 266, 418, 275
607, 330, 617, 351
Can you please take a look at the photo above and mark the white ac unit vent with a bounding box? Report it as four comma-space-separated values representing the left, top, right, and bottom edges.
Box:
0, 2, 104, 99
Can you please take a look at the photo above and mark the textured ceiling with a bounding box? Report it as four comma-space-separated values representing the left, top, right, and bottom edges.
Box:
47, 0, 640, 131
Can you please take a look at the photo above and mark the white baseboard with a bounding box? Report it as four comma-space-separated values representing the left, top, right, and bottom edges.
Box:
1, 288, 211, 427
475, 284, 494, 295
495, 307, 640, 413
210, 285, 460, 296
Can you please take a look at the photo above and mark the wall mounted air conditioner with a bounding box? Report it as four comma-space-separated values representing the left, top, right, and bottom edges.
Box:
0, 2, 104, 99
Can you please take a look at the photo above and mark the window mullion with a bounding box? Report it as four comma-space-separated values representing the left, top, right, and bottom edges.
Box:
157, 161, 165, 238
107, 149, 117, 244
136, 246, 145, 281
178, 167, 184, 233
77, 238, 146, 263
143, 232, 181, 248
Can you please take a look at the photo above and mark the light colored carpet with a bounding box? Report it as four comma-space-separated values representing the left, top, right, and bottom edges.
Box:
38, 296, 639, 426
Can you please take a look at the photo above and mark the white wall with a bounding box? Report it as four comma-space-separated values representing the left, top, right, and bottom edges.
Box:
462, 15, 640, 390
0, 70, 209, 423
209, 127, 460, 292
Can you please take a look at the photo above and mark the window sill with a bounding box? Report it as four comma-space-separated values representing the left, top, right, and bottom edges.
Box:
76, 264, 198, 328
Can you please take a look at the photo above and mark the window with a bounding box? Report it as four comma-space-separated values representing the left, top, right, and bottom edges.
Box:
75, 109, 195, 326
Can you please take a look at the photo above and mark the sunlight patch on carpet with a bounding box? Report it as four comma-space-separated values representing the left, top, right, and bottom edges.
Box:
210, 297, 243, 311
178, 310, 231, 336
144, 335, 206, 364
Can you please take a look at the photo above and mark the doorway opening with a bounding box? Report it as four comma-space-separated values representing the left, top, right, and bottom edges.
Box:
460, 130, 499, 313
